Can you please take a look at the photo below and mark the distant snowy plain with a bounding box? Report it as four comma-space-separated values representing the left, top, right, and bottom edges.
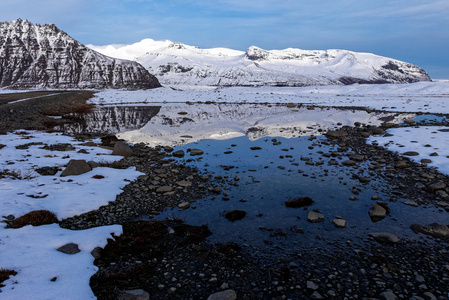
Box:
1, 81, 449, 299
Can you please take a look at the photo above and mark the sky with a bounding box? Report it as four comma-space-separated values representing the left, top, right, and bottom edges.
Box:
2, 0, 449, 78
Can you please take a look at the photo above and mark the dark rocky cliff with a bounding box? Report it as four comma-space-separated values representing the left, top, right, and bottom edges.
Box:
0, 19, 161, 89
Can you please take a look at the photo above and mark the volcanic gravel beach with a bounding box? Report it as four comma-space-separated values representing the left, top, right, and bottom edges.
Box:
2, 91, 449, 300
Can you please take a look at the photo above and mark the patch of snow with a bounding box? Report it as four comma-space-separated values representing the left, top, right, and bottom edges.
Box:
368, 126, 449, 175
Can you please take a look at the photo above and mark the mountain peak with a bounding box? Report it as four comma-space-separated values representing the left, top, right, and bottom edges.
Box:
245, 46, 270, 61
0, 20, 160, 89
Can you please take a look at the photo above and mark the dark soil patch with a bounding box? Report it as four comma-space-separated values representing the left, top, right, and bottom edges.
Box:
224, 210, 247, 221
0, 269, 17, 287
0, 90, 96, 132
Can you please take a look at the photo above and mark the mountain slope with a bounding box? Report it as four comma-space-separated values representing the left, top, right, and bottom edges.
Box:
0, 19, 161, 89
89, 39, 431, 87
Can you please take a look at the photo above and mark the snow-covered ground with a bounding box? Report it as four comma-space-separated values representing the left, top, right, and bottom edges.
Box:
0, 131, 142, 299
368, 126, 449, 175
92, 81, 449, 114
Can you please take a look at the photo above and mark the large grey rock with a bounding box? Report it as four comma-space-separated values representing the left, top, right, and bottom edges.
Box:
332, 218, 347, 228
207, 290, 237, 300
0, 19, 161, 89
60, 159, 92, 177
190, 148, 204, 156
410, 222, 449, 238
112, 141, 133, 157
118, 289, 150, 300
380, 291, 398, 300
369, 232, 401, 244
57, 243, 80, 254
369, 204, 387, 221
307, 211, 324, 223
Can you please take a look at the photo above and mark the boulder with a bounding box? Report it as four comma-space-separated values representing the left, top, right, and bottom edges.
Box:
57, 243, 81, 254
368, 204, 387, 221
207, 290, 237, 300
190, 148, 204, 156
60, 159, 92, 177
369, 232, 401, 244
118, 289, 150, 300
307, 210, 324, 223
112, 141, 133, 157
410, 222, 449, 238
172, 150, 185, 158
332, 218, 347, 228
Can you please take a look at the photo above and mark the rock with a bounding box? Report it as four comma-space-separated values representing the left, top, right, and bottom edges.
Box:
410, 222, 449, 238
91, 247, 102, 259
359, 176, 371, 183
428, 182, 447, 191
190, 148, 204, 156
156, 186, 173, 193
57, 243, 80, 254
380, 291, 398, 300
421, 159, 432, 164
311, 291, 324, 299
404, 200, 419, 207
118, 289, 150, 300
423, 292, 437, 300
87, 161, 100, 169
60, 159, 92, 177
172, 150, 185, 158
395, 160, 407, 168
332, 218, 347, 228
368, 204, 387, 221
207, 289, 237, 300
369, 232, 401, 244
326, 130, 348, 137
342, 160, 356, 166
177, 180, 192, 187
112, 141, 133, 157
403, 151, 420, 156
35, 166, 59, 176
0, 19, 161, 89
306, 280, 319, 290
178, 202, 190, 210
250, 146, 262, 150
307, 210, 324, 223
404, 119, 416, 124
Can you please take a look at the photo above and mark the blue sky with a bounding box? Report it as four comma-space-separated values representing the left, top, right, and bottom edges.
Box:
3, 0, 449, 78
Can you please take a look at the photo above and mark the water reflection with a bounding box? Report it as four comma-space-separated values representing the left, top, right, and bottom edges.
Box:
118, 104, 417, 146
59, 105, 161, 134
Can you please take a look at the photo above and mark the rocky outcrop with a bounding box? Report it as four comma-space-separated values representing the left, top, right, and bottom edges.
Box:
0, 19, 161, 89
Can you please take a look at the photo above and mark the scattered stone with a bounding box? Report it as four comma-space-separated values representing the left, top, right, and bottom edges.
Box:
410, 222, 449, 238
307, 210, 324, 223
172, 150, 185, 158
342, 160, 356, 166
404, 200, 419, 207
332, 218, 347, 228
250, 146, 262, 150
57, 243, 81, 255
428, 182, 447, 191
113, 141, 133, 157
35, 166, 59, 176
403, 151, 420, 156
325, 130, 348, 137
156, 186, 173, 193
380, 291, 398, 300
207, 290, 237, 300
190, 149, 204, 156
369, 232, 401, 244
178, 202, 190, 210
306, 280, 319, 290
176, 180, 192, 187
60, 159, 92, 177
118, 289, 150, 300
368, 204, 387, 221
359, 176, 371, 183
421, 159, 432, 164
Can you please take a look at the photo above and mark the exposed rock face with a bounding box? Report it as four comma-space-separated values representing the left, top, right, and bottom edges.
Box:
0, 19, 161, 89
89, 38, 432, 87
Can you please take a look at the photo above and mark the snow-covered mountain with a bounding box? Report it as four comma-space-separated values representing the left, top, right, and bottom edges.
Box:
0, 19, 161, 89
89, 38, 431, 87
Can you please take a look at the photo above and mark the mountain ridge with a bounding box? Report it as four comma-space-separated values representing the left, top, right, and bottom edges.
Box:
0, 19, 161, 89
89, 38, 431, 87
